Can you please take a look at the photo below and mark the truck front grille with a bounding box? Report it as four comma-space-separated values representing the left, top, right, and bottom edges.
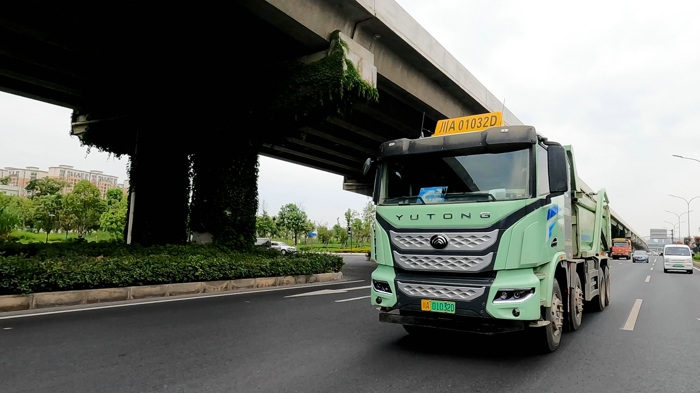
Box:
390, 230, 498, 251
397, 281, 485, 301
393, 251, 493, 272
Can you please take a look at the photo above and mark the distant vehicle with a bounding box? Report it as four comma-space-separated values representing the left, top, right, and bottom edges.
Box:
271, 241, 296, 255
632, 250, 648, 263
611, 238, 632, 259
661, 245, 693, 274
255, 238, 272, 248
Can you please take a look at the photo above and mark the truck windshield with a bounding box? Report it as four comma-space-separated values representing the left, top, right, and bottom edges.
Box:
613, 242, 628, 247
379, 148, 531, 205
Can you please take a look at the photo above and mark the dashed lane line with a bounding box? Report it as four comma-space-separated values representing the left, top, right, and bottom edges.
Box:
645, 276, 651, 283
335, 296, 371, 303
622, 299, 643, 331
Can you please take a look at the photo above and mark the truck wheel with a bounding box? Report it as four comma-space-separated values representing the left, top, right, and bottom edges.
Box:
568, 274, 584, 331
588, 267, 606, 312
604, 266, 611, 306
532, 279, 564, 353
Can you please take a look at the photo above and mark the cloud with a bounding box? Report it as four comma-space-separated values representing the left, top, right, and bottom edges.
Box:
397, 0, 700, 238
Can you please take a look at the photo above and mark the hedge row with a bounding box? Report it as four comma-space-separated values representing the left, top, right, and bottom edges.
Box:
0, 240, 344, 295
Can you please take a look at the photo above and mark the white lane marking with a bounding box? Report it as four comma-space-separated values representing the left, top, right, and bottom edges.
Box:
0, 279, 366, 321
335, 296, 371, 303
650, 267, 654, 270
622, 299, 643, 331
284, 285, 370, 298
645, 276, 651, 282
694, 267, 700, 272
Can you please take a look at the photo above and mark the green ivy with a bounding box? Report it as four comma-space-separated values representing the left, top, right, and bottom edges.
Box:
189, 145, 259, 251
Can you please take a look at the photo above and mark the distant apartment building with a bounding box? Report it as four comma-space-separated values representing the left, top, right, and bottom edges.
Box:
0, 184, 20, 196
0, 166, 49, 197
48, 165, 119, 199
1, 165, 123, 199
117, 179, 130, 196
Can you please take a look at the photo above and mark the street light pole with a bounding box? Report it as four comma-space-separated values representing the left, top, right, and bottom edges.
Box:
669, 195, 700, 241
663, 221, 676, 242
665, 210, 693, 240
673, 154, 700, 164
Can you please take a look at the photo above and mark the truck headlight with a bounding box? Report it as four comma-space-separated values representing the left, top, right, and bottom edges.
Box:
373, 280, 392, 294
493, 288, 535, 303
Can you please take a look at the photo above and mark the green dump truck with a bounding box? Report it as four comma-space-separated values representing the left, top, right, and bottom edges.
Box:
363, 114, 612, 353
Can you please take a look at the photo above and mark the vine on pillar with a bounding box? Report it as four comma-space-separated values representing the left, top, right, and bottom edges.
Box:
189, 143, 259, 251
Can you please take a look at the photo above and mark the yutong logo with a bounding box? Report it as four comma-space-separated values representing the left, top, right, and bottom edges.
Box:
429, 234, 449, 249
395, 212, 490, 221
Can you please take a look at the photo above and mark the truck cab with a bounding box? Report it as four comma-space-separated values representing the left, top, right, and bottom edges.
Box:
363, 118, 611, 353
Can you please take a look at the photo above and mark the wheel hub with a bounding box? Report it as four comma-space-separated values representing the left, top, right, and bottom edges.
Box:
551, 295, 564, 336
575, 286, 584, 316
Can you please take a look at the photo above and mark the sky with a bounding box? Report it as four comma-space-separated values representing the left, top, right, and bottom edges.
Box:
2, 0, 700, 237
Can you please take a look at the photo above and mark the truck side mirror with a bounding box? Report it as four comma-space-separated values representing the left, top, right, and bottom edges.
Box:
362, 158, 375, 176
547, 144, 568, 195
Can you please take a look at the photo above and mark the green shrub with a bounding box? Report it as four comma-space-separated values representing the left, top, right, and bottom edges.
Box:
336, 248, 370, 254
0, 241, 343, 295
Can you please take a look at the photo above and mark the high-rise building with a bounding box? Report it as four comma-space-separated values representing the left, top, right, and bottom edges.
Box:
0, 166, 49, 197
0, 165, 123, 199
48, 165, 120, 199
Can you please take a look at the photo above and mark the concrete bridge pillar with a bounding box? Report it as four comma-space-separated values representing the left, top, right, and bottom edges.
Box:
125, 122, 190, 246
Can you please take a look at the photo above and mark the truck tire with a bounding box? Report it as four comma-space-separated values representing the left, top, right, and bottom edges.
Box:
568, 274, 584, 331
604, 266, 611, 306
588, 267, 606, 312
532, 279, 564, 353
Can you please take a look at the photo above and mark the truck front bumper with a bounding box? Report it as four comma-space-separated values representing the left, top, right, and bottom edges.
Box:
378, 309, 527, 335
371, 265, 542, 323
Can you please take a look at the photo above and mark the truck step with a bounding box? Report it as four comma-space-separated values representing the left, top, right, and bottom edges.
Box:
528, 320, 551, 328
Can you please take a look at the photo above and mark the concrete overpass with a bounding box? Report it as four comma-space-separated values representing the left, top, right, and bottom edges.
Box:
0, 0, 646, 250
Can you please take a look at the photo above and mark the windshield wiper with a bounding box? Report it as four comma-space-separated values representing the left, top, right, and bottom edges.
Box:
382, 196, 425, 205
444, 192, 497, 202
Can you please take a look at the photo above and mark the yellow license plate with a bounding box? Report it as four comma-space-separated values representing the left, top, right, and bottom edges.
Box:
421, 299, 456, 314
433, 112, 503, 137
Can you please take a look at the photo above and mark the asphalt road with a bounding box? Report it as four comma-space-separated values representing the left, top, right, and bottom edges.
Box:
1, 255, 700, 393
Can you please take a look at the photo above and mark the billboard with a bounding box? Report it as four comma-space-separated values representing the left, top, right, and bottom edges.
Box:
650, 228, 669, 239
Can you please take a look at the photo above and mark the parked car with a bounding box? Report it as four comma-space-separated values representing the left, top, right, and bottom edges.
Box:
271, 241, 296, 255
661, 244, 693, 274
255, 238, 272, 248
632, 250, 648, 263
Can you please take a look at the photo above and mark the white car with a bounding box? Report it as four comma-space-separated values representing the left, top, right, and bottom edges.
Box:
661, 245, 694, 274
271, 241, 296, 255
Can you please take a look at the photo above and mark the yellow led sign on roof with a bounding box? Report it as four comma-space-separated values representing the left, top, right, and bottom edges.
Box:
433, 112, 503, 137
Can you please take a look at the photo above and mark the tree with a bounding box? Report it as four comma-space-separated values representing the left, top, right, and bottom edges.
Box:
302, 220, 315, 245
105, 188, 124, 207
277, 203, 309, 245
333, 224, 348, 247
0, 176, 10, 185
344, 208, 356, 230
64, 180, 105, 237
32, 194, 62, 242
0, 195, 20, 240
5, 195, 33, 230
360, 200, 376, 244
256, 210, 277, 238
317, 225, 333, 247
100, 190, 127, 240
25, 178, 67, 198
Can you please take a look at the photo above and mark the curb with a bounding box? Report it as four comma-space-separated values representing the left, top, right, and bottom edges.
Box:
0, 272, 343, 313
